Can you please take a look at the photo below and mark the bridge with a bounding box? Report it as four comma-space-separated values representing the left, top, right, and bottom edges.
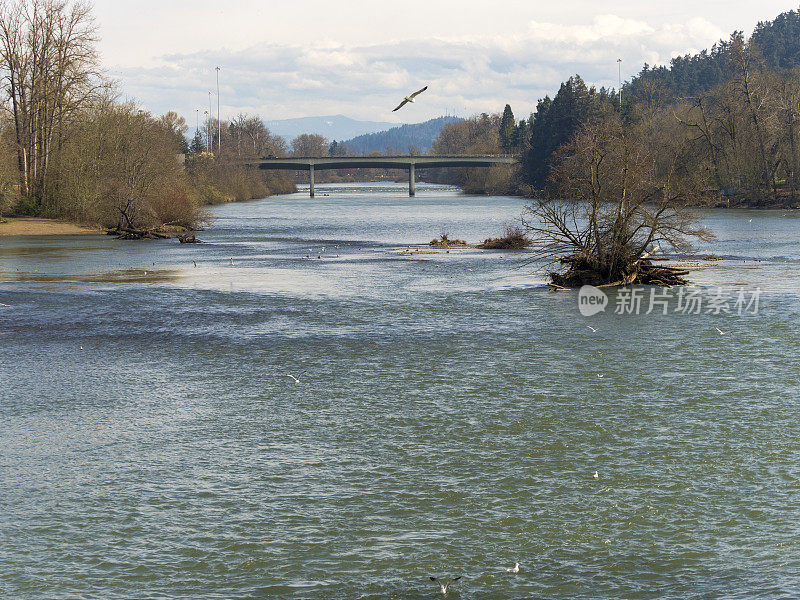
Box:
245, 155, 517, 197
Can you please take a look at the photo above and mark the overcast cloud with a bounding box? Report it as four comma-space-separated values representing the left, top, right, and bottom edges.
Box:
93, 1, 799, 123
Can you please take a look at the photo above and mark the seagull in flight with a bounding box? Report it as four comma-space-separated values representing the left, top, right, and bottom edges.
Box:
430, 576, 461, 595
393, 86, 428, 112
587, 325, 597, 332
284, 374, 301, 384
506, 563, 520, 573
715, 327, 726, 335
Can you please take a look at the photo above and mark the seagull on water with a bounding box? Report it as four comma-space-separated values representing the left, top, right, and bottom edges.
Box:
506, 563, 520, 573
393, 86, 428, 112
284, 374, 301, 384
0, 302, 10, 307
430, 576, 461, 595
593, 470, 599, 479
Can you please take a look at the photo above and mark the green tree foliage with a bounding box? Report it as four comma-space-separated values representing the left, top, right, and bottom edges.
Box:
523, 76, 617, 188
189, 129, 205, 154
625, 9, 800, 104
498, 104, 516, 152
751, 9, 800, 70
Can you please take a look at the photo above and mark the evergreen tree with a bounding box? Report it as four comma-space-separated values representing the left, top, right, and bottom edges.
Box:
514, 118, 530, 150
523, 76, 616, 188
190, 130, 205, 154
499, 104, 516, 152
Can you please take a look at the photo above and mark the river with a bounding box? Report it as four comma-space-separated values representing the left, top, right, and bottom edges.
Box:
1, 183, 799, 599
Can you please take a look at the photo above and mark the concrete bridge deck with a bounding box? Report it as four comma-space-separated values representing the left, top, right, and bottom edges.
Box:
245, 155, 517, 197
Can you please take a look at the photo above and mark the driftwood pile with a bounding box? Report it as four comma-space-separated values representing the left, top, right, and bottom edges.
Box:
106, 226, 171, 240
105, 226, 202, 243
549, 254, 690, 288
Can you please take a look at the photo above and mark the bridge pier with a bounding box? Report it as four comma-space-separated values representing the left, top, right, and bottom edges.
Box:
309, 164, 315, 198
409, 163, 415, 197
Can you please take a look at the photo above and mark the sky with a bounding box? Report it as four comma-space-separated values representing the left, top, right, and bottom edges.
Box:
92, 0, 800, 125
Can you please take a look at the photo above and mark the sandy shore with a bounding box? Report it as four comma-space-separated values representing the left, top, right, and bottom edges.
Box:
0, 217, 101, 236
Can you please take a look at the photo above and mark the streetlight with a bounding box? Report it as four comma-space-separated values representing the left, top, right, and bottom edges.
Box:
216, 66, 221, 155
617, 58, 623, 108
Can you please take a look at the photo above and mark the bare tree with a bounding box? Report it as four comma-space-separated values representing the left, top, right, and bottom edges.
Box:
0, 0, 99, 209
524, 113, 713, 287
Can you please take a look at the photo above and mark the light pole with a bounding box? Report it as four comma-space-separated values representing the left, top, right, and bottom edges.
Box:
617, 58, 623, 108
216, 66, 221, 155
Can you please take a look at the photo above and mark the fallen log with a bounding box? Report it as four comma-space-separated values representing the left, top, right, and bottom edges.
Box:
107, 226, 172, 240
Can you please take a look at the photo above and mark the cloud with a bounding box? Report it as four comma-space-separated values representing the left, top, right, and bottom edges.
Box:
108, 15, 729, 125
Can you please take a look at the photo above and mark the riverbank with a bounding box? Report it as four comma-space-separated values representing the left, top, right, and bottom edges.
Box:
0, 217, 102, 237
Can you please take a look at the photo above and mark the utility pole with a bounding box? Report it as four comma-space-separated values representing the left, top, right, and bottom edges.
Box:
617, 58, 623, 108
216, 66, 221, 154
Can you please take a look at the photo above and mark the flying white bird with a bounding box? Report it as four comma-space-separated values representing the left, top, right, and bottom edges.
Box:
393, 86, 428, 112
587, 325, 597, 332
430, 576, 461, 595
0, 302, 10, 307
597, 374, 604, 378
284, 374, 301, 384
715, 327, 726, 335
506, 563, 520, 573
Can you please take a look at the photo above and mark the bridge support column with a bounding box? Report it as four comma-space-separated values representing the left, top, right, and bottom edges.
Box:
309, 164, 315, 198
409, 163, 416, 197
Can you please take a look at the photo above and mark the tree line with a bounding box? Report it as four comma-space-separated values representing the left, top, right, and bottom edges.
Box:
0, 0, 293, 232
429, 7, 800, 208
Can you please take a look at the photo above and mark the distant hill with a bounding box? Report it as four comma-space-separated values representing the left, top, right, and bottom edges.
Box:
265, 115, 396, 143
340, 116, 464, 155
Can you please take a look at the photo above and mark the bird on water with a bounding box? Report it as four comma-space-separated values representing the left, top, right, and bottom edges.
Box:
506, 562, 520, 573
430, 576, 461, 595
393, 86, 428, 111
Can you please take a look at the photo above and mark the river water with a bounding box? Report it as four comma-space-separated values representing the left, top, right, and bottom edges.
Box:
1, 183, 799, 599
